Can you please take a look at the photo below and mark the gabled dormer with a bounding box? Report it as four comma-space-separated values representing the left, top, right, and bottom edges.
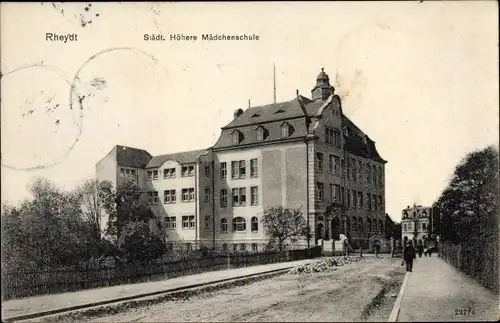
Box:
280, 121, 294, 138
255, 125, 269, 141
231, 129, 244, 144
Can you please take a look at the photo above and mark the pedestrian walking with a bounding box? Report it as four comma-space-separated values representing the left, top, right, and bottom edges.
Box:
417, 243, 424, 258
428, 247, 433, 257
375, 243, 381, 258
403, 241, 416, 272
424, 247, 428, 257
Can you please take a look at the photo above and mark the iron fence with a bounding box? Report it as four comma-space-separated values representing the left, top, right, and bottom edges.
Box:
1, 246, 321, 300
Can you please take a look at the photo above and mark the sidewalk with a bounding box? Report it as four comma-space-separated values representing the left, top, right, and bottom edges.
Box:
2, 258, 315, 321
397, 256, 499, 322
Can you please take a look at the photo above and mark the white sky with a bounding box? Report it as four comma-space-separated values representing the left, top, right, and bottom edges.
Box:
1, 2, 498, 222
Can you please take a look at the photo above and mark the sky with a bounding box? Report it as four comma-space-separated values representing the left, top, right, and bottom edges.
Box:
1, 2, 498, 222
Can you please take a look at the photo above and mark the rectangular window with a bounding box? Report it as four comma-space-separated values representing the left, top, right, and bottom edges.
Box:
358, 191, 363, 209
340, 186, 345, 205
408, 222, 413, 231
239, 160, 246, 178
372, 165, 377, 185
231, 161, 238, 179
182, 215, 195, 229
367, 194, 372, 210
239, 243, 246, 251
120, 168, 125, 176
358, 160, 363, 182
422, 222, 427, 230
367, 164, 372, 183
164, 189, 176, 204
220, 162, 227, 179
347, 159, 351, 180
220, 189, 228, 208
164, 167, 176, 178
316, 182, 324, 202
232, 187, 247, 207
204, 165, 210, 177
325, 128, 332, 145
165, 216, 176, 229
334, 156, 340, 174
347, 190, 351, 208
341, 158, 346, 176
204, 188, 210, 203
222, 243, 228, 252
403, 223, 408, 231
372, 194, 377, 210
252, 243, 258, 252
131, 169, 136, 176
125, 169, 130, 176
153, 170, 159, 180
328, 155, 334, 173
182, 165, 195, 177
147, 170, 152, 180
148, 191, 159, 204
182, 188, 195, 202
334, 130, 341, 148
204, 215, 210, 229
251, 186, 259, 205
257, 128, 264, 141
352, 190, 357, 208
281, 125, 289, 138
378, 196, 382, 210
316, 152, 323, 172
233, 243, 238, 252
352, 159, 357, 182
250, 158, 258, 177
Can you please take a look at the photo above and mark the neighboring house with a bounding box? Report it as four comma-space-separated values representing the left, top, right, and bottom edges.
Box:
96, 68, 388, 252
401, 204, 432, 245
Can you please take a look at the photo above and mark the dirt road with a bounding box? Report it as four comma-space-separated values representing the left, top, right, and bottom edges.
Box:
61, 257, 405, 322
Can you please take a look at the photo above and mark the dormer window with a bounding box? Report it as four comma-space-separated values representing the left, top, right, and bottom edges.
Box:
231, 129, 243, 144
256, 125, 268, 141
281, 122, 294, 138
274, 109, 285, 114
251, 113, 260, 118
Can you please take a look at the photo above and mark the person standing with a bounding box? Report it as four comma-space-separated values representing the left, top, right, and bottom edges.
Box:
403, 241, 416, 272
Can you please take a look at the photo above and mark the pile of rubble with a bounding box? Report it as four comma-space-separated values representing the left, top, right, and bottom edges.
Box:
288, 256, 362, 275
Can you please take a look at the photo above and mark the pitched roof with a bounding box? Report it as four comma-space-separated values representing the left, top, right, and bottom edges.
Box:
146, 148, 209, 168
115, 145, 152, 168
215, 94, 387, 163
343, 116, 387, 163
222, 96, 323, 129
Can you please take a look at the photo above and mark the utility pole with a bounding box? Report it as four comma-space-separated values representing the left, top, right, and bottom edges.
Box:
273, 63, 276, 103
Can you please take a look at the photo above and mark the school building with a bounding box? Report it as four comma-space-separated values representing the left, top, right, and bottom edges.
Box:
95, 68, 388, 252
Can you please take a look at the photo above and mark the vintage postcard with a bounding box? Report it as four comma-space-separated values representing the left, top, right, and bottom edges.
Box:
1, 1, 498, 322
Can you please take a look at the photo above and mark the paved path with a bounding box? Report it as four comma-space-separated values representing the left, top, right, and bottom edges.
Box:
2, 259, 315, 321
397, 256, 499, 322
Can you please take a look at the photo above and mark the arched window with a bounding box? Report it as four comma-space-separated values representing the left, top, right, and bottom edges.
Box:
251, 217, 259, 232
221, 218, 228, 233
232, 217, 246, 232
352, 217, 357, 232
367, 218, 372, 232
